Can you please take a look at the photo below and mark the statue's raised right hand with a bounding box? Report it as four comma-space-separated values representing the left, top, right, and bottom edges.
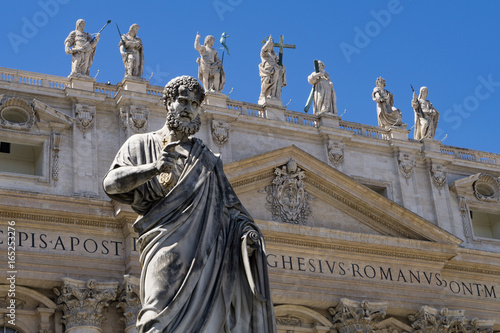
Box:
155, 141, 182, 173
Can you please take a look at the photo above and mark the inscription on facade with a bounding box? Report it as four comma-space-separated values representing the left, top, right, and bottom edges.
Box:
266, 253, 499, 300
0, 227, 134, 257
2, 226, 498, 301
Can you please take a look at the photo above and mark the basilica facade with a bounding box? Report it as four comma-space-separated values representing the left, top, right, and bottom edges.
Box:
0, 65, 499, 332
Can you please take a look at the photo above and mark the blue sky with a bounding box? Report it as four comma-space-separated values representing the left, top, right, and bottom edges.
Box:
1, 0, 499, 155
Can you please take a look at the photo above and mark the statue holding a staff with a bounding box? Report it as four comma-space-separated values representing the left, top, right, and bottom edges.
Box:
411, 85, 440, 140
194, 32, 225, 92
118, 23, 144, 79
306, 60, 337, 114
64, 19, 110, 78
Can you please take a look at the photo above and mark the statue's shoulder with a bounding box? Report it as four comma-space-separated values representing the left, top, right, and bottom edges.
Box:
191, 137, 219, 158
64, 30, 77, 42
191, 136, 205, 148
123, 132, 155, 148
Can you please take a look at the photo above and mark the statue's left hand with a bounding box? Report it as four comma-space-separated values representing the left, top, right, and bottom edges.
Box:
244, 229, 260, 256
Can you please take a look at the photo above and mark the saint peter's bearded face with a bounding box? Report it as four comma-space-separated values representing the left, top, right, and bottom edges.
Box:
166, 86, 202, 135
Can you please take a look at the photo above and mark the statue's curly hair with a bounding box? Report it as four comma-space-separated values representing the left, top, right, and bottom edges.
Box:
376, 76, 386, 86
162, 75, 205, 107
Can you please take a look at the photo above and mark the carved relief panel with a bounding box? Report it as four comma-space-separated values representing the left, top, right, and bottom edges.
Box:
75, 104, 96, 137
265, 158, 312, 224
211, 120, 231, 146
120, 105, 149, 133
328, 140, 345, 167
430, 164, 447, 189
398, 152, 416, 179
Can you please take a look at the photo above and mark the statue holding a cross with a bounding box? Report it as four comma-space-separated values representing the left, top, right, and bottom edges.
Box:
258, 35, 295, 105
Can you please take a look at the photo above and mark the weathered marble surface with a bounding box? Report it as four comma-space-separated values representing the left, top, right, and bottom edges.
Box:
259, 36, 286, 104
372, 77, 404, 128
307, 60, 337, 115
195, 33, 225, 92
103, 76, 276, 332
120, 24, 144, 79
64, 19, 100, 78
412, 86, 440, 140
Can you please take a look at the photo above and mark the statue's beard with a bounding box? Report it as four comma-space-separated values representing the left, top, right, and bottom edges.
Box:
166, 109, 201, 136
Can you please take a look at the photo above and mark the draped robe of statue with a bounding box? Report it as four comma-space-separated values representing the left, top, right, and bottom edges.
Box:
372, 86, 403, 128
412, 93, 439, 140
105, 133, 276, 333
259, 39, 286, 103
120, 33, 144, 78
308, 70, 337, 114
64, 30, 97, 77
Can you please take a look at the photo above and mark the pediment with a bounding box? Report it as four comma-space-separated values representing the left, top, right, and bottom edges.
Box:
32, 98, 73, 129
224, 145, 462, 246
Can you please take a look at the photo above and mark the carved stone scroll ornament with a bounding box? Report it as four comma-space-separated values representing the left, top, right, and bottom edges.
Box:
53, 278, 118, 331
211, 120, 231, 146
265, 158, 312, 224
328, 140, 345, 167
328, 298, 387, 333
430, 164, 447, 189
52, 133, 61, 182
398, 152, 416, 179
276, 314, 302, 327
408, 306, 494, 333
459, 197, 473, 243
75, 104, 96, 137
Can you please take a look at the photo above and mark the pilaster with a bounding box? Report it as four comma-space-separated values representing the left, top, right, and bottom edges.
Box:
117, 275, 141, 333
72, 103, 99, 195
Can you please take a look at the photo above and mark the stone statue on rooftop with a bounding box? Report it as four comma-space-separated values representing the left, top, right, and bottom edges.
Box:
372, 77, 404, 128
64, 19, 100, 78
259, 35, 287, 104
307, 60, 337, 114
119, 23, 144, 79
103, 75, 276, 333
412, 86, 440, 140
194, 33, 225, 92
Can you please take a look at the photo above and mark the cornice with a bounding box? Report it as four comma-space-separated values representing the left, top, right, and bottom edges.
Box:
0, 210, 121, 229
263, 235, 451, 263
444, 264, 500, 277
